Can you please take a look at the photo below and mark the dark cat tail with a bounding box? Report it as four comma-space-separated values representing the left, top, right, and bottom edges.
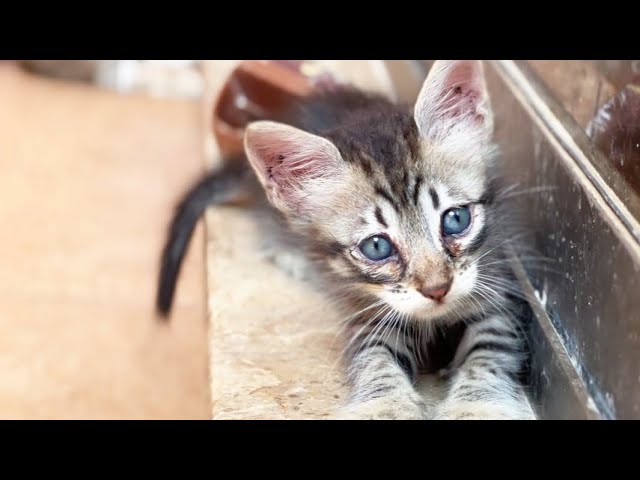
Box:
156, 162, 252, 319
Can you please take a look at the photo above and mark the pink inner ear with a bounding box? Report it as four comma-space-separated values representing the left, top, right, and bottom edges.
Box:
438, 61, 486, 125
265, 149, 320, 187
245, 123, 343, 214
414, 60, 493, 144
254, 137, 331, 190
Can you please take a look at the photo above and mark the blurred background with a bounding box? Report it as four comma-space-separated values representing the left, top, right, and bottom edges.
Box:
0, 60, 210, 419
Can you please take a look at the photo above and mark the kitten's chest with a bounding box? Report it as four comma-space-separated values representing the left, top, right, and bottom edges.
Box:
415, 321, 468, 373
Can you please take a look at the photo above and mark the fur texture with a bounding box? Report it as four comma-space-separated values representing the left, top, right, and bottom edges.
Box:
157, 60, 536, 420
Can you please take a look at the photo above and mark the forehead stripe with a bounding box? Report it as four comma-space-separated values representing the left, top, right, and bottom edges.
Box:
374, 206, 388, 228
375, 185, 401, 212
413, 175, 423, 206
428, 187, 440, 210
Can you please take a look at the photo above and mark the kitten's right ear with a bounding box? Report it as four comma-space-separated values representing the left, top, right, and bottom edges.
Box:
244, 121, 346, 216
414, 60, 494, 146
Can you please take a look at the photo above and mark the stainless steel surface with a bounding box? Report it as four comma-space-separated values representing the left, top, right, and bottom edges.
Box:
510, 252, 602, 419
488, 61, 640, 419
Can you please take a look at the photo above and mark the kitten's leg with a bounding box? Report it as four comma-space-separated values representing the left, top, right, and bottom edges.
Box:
436, 314, 537, 420
335, 326, 426, 420
259, 246, 314, 282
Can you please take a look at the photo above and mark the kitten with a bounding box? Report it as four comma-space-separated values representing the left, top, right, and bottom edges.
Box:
157, 60, 537, 420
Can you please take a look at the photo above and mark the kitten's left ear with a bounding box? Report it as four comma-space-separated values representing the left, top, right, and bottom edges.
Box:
414, 60, 494, 145
244, 121, 346, 217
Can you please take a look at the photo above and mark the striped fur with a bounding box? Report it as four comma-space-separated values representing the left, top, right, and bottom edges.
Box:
158, 61, 536, 419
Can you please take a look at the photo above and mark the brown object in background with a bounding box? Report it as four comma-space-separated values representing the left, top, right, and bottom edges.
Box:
587, 79, 640, 194
212, 60, 332, 160
527, 60, 618, 129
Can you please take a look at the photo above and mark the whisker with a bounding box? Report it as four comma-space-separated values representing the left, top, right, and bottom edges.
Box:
329, 300, 386, 350
333, 303, 390, 369
497, 185, 558, 200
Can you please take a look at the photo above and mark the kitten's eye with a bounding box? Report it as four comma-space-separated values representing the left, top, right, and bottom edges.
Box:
359, 235, 394, 261
442, 206, 472, 236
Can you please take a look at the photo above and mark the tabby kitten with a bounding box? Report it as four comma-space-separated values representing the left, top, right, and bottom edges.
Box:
158, 60, 536, 420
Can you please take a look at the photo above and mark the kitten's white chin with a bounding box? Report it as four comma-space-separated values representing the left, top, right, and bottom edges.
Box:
381, 292, 444, 319
386, 296, 473, 323
397, 299, 452, 319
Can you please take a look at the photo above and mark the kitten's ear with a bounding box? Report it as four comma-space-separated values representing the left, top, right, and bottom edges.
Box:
414, 60, 493, 145
244, 121, 345, 216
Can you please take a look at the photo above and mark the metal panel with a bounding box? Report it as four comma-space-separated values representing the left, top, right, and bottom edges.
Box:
487, 61, 640, 419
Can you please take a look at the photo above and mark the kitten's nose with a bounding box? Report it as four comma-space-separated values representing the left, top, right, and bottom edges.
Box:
419, 282, 451, 302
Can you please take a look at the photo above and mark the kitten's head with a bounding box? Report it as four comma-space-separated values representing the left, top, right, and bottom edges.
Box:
245, 60, 500, 321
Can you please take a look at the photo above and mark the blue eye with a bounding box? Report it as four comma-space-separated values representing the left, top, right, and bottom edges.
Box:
359, 235, 394, 261
442, 206, 472, 236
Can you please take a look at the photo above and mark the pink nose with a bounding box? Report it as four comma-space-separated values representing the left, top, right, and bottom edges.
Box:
419, 282, 451, 302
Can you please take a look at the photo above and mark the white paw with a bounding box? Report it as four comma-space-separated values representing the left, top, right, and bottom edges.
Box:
436, 401, 537, 420
333, 398, 426, 420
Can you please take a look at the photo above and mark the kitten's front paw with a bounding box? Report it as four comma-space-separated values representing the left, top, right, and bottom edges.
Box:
435, 401, 537, 420
333, 398, 426, 420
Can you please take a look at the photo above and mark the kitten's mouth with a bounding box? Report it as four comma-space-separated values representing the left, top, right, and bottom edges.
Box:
386, 297, 452, 319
